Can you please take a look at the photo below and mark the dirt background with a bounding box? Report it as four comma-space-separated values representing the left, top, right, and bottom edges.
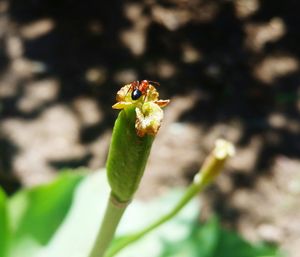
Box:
0, 0, 299, 256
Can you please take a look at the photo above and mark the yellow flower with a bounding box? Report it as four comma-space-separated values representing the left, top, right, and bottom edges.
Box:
112, 82, 170, 137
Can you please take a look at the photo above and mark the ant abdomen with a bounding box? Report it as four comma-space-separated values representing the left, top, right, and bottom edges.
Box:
131, 89, 142, 100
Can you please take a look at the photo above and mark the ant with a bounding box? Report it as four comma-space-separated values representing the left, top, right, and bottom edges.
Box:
128, 80, 160, 101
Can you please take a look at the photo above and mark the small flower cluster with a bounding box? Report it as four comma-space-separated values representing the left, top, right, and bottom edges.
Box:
112, 83, 170, 137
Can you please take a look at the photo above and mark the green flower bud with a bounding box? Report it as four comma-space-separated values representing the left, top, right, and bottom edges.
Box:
194, 139, 235, 187
107, 82, 169, 203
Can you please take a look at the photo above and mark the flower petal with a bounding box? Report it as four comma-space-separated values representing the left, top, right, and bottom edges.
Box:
112, 101, 133, 109
112, 81, 170, 136
145, 85, 159, 102
116, 84, 132, 102
154, 99, 170, 108
135, 102, 163, 137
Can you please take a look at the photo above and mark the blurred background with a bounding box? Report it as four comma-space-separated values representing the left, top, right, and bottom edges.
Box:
0, 0, 299, 256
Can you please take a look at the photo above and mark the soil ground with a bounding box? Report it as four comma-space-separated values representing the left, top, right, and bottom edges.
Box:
0, 0, 299, 256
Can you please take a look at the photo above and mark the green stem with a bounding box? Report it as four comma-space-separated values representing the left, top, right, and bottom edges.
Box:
104, 139, 235, 257
104, 182, 205, 257
89, 86, 169, 257
88, 194, 129, 257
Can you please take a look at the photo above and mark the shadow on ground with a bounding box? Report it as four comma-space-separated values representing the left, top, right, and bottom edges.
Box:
0, 0, 299, 255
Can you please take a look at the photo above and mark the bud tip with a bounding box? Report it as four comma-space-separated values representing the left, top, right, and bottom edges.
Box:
213, 139, 235, 160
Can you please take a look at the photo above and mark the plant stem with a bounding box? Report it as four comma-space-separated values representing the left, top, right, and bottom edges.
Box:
89, 85, 168, 257
88, 194, 129, 257
104, 183, 204, 257
105, 139, 235, 257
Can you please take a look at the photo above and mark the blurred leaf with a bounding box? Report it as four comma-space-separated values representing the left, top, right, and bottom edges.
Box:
38, 171, 198, 257
2, 169, 283, 257
159, 217, 283, 257
215, 226, 282, 257
7, 170, 84, 257
0, 187, 9, 257
38, 170, 112, 257
112, 190, 199, 257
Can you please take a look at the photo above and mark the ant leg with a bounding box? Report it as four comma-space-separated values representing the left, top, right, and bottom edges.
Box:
148, 81, 160, 87
143, 87, 150, 103
125, 81, 139, 98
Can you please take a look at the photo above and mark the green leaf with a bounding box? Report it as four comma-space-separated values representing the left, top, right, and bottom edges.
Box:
3, 169, 283, 257
36, 170, 112, 257
110, 189, 199, 257
0, 187, 9, 257
159, 217, 283, 257
159, 217, 219, 257
7, 171, 84, 257
37, 171, 198, 257
215, 226, 282, 257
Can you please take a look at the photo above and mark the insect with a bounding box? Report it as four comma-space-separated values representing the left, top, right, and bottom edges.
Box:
129, 80, 160, 100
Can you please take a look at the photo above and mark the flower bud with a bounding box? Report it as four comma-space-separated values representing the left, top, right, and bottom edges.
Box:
194, 139, 235, 187
107, 82, 170, 202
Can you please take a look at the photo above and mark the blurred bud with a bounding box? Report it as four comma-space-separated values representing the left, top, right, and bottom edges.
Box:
194, 139, 235, 186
